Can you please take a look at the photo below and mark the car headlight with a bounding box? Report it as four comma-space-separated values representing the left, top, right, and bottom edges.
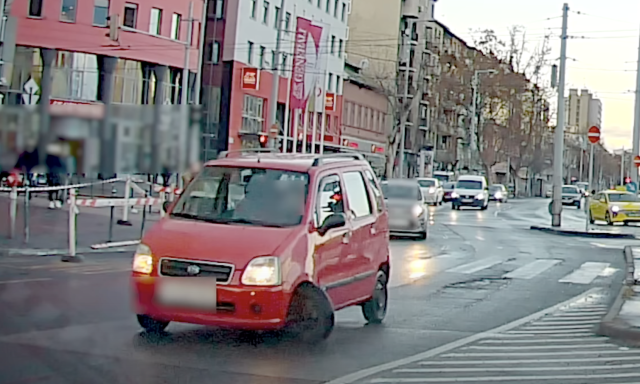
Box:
494, 192, 502, 198
133, 244, 154, 274
241, 256, 281, 286
476, 193, 485, 200
428, 187, 435, 194
412, 204, 424, 217
611, 205, 620, 213
451, 192, 459, 198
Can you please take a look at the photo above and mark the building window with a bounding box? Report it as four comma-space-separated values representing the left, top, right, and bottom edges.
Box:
341, 2, 346, 21
317, 0, 321, 8
354, 105, 360, 126
259, 46, 266, 68
247, 41, 254, 64
327, 73, 333, 91
242, 95, 264, 134
149, 8, 162, 35
274, 6, 280, 29
271, 50, 277, 70
250, 0, 257, 18
209, 41, 220, 63
171, 13, 181, 40
28, 0, 43, 17
214, 0, 223, 18
338, 39, 343, 57
336, 75, 341, 93
330, 35, 335, 54
60, 0, 77, 22
262, 1, 269, 24
285, 12, 291, 32
281, 53, 287, 75
123, 3, 138, 28
333, 0, 338, 16
325, 0, 330, 12
93, 0, 109, 26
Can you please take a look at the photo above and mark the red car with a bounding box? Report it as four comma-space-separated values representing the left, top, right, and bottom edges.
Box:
132, 151, 390, 341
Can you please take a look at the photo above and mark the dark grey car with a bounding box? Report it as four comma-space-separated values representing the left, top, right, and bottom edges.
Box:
562, 185, 582, 208
381, 179, 427, 240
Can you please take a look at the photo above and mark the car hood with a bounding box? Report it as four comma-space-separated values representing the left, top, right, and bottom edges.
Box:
142, 218, 297, 269
454, 188, 484, 196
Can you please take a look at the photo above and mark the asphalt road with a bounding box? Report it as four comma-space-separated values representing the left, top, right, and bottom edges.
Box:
0, 198, 631, 384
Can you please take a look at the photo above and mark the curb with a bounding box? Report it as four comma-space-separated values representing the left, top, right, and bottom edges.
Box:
597, 285, 640, 346
529, 225, 636, 239
0, 246, 135, 257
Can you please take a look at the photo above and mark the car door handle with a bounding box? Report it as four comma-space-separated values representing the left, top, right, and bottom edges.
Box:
342, 232, 351, 244
370, 227, 377, 235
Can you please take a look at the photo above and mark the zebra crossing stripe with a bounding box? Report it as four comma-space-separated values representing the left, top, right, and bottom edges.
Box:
446, 257, 504, 274
503, 259, 561, 279
559, 262, 610, 284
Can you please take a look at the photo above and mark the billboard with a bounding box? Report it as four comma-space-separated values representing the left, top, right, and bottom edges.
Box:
289, 17, 327, 111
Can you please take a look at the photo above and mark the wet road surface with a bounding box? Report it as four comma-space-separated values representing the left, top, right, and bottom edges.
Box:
0, 199, 629, 384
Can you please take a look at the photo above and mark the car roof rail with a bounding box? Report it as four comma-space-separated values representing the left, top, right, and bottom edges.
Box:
311, 152, 365, 167
217, 148, 278, 159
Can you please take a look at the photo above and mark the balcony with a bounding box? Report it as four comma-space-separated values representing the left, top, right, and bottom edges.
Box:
402, 0, 420, 19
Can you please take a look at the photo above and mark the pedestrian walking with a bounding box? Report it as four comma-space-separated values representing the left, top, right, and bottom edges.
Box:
45, 141, 67, 209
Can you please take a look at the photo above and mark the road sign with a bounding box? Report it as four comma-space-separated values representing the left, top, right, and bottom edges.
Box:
634, 155, 640, 167
627, 182, 638, 193
587, 126, 600, 144
21, 78, 40, 105
269, 124, 279, 137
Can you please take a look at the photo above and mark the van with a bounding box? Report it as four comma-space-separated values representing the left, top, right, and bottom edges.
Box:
131, 151, 391, 342
451, 175, 489, 210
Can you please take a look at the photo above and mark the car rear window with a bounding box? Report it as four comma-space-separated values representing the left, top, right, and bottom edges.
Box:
170, 166, 309, 227
608, 193, 640, 202
417, 179, 435, 188
443, 182, 455, 189
562, 187, 579, 194
456, 180, 483, 190
382, 183, 421, 200
489, 185, 504, 192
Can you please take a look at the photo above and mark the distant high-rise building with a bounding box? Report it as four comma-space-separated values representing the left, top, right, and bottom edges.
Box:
565, 88, 602, 135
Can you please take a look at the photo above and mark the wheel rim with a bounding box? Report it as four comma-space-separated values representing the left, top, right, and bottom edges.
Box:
606, 213, 611, 223
374, 279, 388, 316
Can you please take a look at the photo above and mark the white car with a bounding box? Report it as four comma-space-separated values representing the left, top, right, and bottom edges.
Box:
416, 177, 444, 206
451, 175, 489, 210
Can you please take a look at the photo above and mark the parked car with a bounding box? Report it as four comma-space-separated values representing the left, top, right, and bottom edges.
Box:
562, 185, 582, 209
381, 179, 427, 240
589, 190, 640, 226
442, 182, 456, 202
416, 177, 444, 206
451, 175, 489, 210
489, 184, 508, 203
132, 151, 390, 342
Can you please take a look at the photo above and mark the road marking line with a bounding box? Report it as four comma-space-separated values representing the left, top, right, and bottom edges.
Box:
322, 288, 602, 384
553, 311, 606, 316
529, 320, 599, 326
538, 317, 602, 322
441, 350, 640, 357
506, 329, 595, 335
82, 268, 131, 275
0, 278, 51, 284
478, 337, 606, 344
446, 257, 504, 274
519, 324, 595, 330
503, 259, 561, 279
370, 373, 640, 382
393, 363, 640, 373
559, 262, 610, 284
419, 356, 640, 365
463, 343, 614, 350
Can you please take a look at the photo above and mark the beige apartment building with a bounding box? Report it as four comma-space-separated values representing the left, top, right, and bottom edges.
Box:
565, 88, 603, 135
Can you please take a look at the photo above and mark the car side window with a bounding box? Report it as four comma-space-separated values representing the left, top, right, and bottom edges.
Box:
364, 170, 384, 213
315, 175, 344, 227
343, 171, 373, 218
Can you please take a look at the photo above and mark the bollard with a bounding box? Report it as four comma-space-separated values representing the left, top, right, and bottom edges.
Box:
140, 204, 147, 238
160, 191, 166, 217
108, 188, 116, 242
9, 185, 17, 239
117, 176, 133, 226
24, 187, 30, 244
62, 189, 83, 262
584, 195, 590, 232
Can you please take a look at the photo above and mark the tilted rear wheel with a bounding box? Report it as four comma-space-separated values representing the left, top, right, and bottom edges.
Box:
362, 270, 388, 324
137, 315, 169, 334
285, 286, 334, 343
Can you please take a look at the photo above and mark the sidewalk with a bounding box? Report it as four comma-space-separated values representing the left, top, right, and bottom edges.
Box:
598, 246, 640, 345
0, 194, 161, 255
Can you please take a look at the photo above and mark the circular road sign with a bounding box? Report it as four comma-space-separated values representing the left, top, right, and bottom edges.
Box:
634, 155, 640, 168
588, 126, 601, 144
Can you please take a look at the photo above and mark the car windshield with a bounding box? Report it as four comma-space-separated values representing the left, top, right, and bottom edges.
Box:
562, 187, 579, 194
170, 166, 309, 227
417, 179, 435, 188
456, 180, 483, 190
489, 185, 504, 192
608, 193, 640, 203
443, 182, 455, 190
382, 183, 420, 200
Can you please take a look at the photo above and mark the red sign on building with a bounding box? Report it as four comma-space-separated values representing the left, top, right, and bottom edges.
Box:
325, 92, 335, 111
241, 67, 260, 90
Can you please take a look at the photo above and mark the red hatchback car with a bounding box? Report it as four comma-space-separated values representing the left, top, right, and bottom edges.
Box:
132, 151, 390, 341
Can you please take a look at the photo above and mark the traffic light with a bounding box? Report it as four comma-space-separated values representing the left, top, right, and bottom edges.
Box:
259, 134, 268, 147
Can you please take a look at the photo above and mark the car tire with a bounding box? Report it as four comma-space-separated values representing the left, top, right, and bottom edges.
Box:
589, 210, 595, 224
285, 286, 334, 343
605, 212, 613, 226
362, 270, 388, 324
415, 230, 427, 240
575, 202, 581, 209
137, 314, 169, 334
452, 204, 457, 210
480, 203, 488, 210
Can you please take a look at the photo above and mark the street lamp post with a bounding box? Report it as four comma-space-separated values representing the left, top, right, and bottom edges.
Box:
469, 69, 497, 172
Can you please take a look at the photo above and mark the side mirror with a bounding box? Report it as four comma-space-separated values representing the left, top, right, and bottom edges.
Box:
163, 201, 172, 213
318, 213, 346, 236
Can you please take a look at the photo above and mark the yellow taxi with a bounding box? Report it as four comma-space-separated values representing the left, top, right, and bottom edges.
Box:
588, 190, 640, 226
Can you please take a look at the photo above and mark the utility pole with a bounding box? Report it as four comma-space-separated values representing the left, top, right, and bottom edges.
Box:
398, 25, 411, 178
268, 0, 286, 149
470, 72, 478, 172
0, 0, 7, 103
180, 1, 194, 173
621, 147, 625, 184
632, 25, 640, 187
588, 142, 594, 191
551, 3, 569, 227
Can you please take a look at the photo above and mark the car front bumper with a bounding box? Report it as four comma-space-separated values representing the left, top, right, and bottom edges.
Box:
132, 275, 289, 331
452, 197, 486, 207
388, 215, 426, 235
610, 211, 640, 222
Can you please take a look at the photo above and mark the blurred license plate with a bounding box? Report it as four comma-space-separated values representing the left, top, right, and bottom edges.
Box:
462, 199, 473, 203
628, 212, 640, 217
156, 278, 217, 309
390, 219, 408, 227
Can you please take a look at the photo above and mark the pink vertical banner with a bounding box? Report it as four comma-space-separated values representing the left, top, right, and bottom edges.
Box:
289, 17, 324, 111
